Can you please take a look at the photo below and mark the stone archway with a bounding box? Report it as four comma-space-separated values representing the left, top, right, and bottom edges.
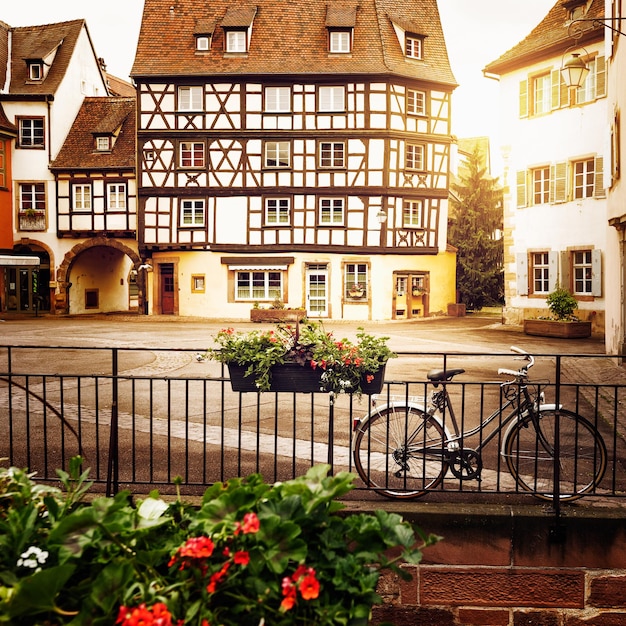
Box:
56, 238, 141, 314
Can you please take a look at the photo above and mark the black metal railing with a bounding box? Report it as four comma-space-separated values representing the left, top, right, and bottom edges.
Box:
1, 345, 624, 507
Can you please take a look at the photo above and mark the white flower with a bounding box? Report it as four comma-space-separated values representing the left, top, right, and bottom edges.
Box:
17, 546, 49, 570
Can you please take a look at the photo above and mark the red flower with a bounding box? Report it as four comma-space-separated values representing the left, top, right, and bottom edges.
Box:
299, 572, 320, 600
366, 374, 374, 383
168, 536, 215, 568
235, 512, 260, 535
234, 550, 250, 566
207, 561, 231, 593
115, 602, 173, 626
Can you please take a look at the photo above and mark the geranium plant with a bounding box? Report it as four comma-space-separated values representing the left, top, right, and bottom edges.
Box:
204, 321, 396, 395
0, 457, 438, 626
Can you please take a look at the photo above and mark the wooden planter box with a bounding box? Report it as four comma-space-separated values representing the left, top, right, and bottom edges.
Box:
228, 363, 386, 394
523, 319, 592, 339
250, 309, 306, 323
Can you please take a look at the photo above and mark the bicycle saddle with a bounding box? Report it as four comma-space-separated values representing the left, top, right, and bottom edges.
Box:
427, 368, 466, 385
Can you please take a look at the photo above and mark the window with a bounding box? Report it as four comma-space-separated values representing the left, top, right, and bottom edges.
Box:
73, 184, 92, 211
405, 35, 423, 59
264, 141, 290, 168
573, 158, 595, 199
532, 252, 551, 294
96, 136, 111, 151
265, 198, 290, 224
196, 36, 210, 51
320, 198, 344, 224
407, 89, 426, 115
191, 275, 206, 293
29, 63, 42, 80
402, 199, 423, 227
319, 142, 345, 168
19, 183, 46, 211
178, 86, 203, 111
405, 143, 425, 170
236, 271, 282, 300
329, 30, 351, 53
532, 167, 550, 205
318, 86, 345, 112
226, 30, 247, 52
180, 142, 205, 167
575, 56, 606, 104
531, 73, 551, 115
18, 118, 45, 148
107, 183, 127, 210
181, 199, 205, 226
572, 250, 593, 295
265, 87, 291, 112
345, 263, 368, 299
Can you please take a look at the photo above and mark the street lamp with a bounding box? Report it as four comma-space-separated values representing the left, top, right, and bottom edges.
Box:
560, 52, 589, 89
375, 209, 388, 224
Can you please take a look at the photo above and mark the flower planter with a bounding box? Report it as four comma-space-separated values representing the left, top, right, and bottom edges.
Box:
348, 290, 364, 299
228, 362, 386, 394
523, 319, 592, 339
250, 309, 306, 323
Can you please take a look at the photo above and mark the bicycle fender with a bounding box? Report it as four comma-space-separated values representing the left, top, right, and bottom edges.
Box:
500, 404, 564, 455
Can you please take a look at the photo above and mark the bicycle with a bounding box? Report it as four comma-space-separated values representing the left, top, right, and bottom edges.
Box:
352, 346, 607, 502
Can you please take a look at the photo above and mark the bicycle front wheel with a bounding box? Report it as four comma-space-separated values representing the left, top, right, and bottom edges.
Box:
353, 405, 448, 499
504, 409, 607, 502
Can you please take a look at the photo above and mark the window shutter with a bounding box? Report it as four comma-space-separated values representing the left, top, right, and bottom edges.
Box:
594, 156, 606, 197
559, 72, 570, 108
551, 70, 561, 109
550, 162, 567, 203
559, 251, 570, 292
591, 249, 602, 296
548, 251, 559, 292
519, 79, 528, 118
596, 55, 606, 98
516, 253, 528, 295
516, 170, 527, 208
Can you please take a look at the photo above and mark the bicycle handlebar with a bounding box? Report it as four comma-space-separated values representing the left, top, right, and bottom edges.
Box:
497, 346, 534, 378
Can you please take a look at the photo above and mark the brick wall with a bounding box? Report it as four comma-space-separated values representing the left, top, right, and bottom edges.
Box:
360, 502, 626, 625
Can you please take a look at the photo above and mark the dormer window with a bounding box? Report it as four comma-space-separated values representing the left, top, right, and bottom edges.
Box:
326, 3, 356, 54
406, 34, 423, 59
196, 36, 210, 51
226, 30, 247, 52
96, 136, 111, 152
329, 30, 351, 53
563, 0, 591, 21
194, 19, 215, 52
28, 63, 43, 81
221, 5, 257, 54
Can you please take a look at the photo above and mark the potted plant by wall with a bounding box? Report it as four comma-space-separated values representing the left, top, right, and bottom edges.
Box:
204, 321, 396, 395
250, 298, 306, 323
523, 286, 592, 338
348, 283, 365, 298
0, 457, 437, 626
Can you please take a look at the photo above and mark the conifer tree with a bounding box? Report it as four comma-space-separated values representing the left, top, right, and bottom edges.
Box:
448, 146, 504, 311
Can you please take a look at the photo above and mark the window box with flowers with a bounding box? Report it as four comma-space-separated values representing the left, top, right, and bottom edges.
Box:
204, 321, 396, 396
347, 283, 365, 299
0, 457, 437, 626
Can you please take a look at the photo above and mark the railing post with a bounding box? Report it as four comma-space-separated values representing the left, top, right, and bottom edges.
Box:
550, 354, 564, 540
106, 348, 119, 496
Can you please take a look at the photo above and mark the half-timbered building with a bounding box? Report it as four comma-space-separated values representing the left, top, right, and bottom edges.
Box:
131, 0, 457, 319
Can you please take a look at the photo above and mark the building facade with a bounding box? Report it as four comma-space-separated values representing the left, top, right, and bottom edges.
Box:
131, 0, 457, 320
485, 0, 607, 337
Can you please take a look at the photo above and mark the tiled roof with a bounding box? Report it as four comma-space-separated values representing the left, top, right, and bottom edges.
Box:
106, 73, 136, 97
0, 102, 17, 137
484, 0, 604, 75
0, 22, 8, 90
50, 97, 136, 171
131, 0, 456, 87
8, 20, 85, 95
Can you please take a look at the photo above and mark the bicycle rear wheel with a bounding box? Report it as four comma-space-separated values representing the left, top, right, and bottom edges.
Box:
504, 409, 607, 502
353, 405, 448, 499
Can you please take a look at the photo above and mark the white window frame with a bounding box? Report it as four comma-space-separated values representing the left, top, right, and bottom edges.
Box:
329, 30, 351, 53
178, 86, 203, 111
265, 198, 290, 224
345, 263, 369, 299
236, 270, 283, 301
405, 35, 422, 59
180, 199, 205, 227
264, 141, 290, 168
226, 30, 247, 53
573, 158, 595, 199
318, 86, 345, 112
531, 251, 551, 294
405, 143, 425, 171
264, 87, 291, 112
319, 141, 345, 168
107, 183, 127, 210
180, 141, 205, 168
19, 182, 46, 211
407, 89, 426, 115
196, 35, 210, 51
320, 197, 344, 224
29, 63, 42, 80
18, 118, 45, 148
402, 199, 423, 227
572, 250, 593, 295
72, 184, 92, 212
96, 136, 111, 152
532, 167, 550, 205
531, 73, 551, 115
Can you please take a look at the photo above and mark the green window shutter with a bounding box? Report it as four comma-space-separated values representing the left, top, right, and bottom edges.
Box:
594, 156, 605, 197
551, 69, 561, 109
516, 253, 528, 295
596, 56, 606, 98
519, 79, 528, 118
516, 170, 527, 208
591, 249, 602, 297
550, 162, 567, 203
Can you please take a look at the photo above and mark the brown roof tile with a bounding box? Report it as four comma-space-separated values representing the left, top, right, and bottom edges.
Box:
326, 3, 358, 28
8, 20, 85, 95
484, 0, 604, 75
131, 0, 456, 87
105, 73, 136, 97
0, 102, 17, 137
50, 97, 136, 171
0, 22, 8, 89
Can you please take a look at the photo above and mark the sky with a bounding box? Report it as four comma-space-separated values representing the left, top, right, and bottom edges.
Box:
1, 0, 556, 147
